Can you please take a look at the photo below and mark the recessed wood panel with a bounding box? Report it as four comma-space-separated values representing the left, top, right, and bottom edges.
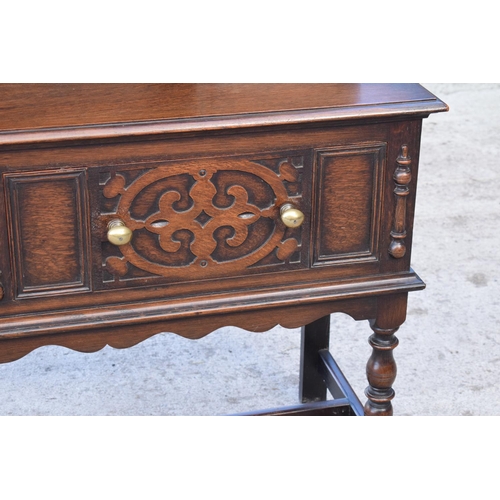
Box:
312, 144, 386, 266
6, 170, 90, 297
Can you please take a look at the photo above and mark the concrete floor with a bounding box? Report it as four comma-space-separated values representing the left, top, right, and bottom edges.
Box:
0, 83, 498, 416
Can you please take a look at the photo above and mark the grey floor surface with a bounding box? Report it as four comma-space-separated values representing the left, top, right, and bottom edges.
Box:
1, 83, 499, 416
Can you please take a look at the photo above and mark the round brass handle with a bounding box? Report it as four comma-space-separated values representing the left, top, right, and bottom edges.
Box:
280, 203, 305, 228
107, 219, 133, 246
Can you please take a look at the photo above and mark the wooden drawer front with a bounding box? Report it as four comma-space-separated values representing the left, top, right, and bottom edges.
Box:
5, 170, 90, 298
0, 141, 389, 303
312, 144, 386, 266
96, 152, 308, 288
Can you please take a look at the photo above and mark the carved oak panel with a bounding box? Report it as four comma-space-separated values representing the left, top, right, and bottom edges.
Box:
312, 144, 386, 266
97, 153, 307, 287
5, 170, 90, 298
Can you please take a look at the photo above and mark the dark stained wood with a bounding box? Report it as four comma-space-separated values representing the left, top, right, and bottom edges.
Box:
318, 350, 364, 416
389, 145, 412, 258
0, 120, 419, 317
0, 298, 379, 364
5, 170, 90, 297
0, 274, 423, 341
0, 83, 446, 130
313, 144, 385, 265
99, 154, 306, 284
300, 315, 331, 403
0, 84, 447, 415
0, 84, 448, 145
364, 293, 408, 416
235, 400, 356, 416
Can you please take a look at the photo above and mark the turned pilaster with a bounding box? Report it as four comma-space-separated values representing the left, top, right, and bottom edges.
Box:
389, 145, 412, 259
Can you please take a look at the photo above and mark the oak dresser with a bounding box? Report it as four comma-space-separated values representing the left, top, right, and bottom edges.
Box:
0, 84, 448, 415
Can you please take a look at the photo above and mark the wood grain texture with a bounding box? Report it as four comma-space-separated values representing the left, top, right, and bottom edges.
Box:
0, 84, 448, 415
313, 144, 385, 265
0, 297, 378, 364
100, 154, 305, 284
389, 145, 412, 258
5, 170, 90, 297
0, 84, 448, 145
0, 271, 425, 339
379, 119, 423, 276
364, 293, 408, 416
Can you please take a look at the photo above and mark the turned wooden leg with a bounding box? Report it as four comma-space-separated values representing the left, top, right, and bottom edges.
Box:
365, 294, 408, 416
299, 315, 330, 403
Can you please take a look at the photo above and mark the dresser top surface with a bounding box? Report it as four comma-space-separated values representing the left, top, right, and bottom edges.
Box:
0, 84, 448, 145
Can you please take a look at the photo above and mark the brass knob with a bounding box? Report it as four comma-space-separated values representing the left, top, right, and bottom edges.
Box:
280, 203, 305, 228
107, 219, 133, 246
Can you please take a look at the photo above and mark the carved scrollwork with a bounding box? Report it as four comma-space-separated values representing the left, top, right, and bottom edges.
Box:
102, 156, 304, 282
